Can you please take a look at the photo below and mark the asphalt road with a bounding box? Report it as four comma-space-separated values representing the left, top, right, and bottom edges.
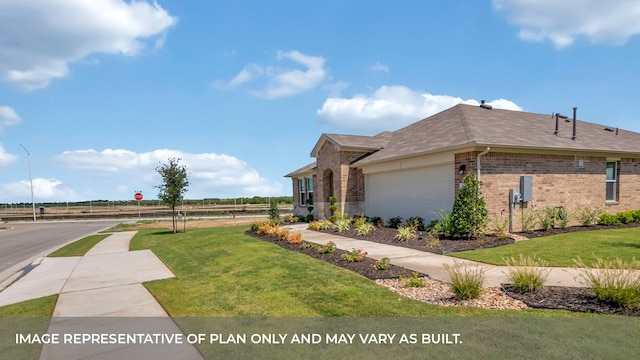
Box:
0, 220, 123, 276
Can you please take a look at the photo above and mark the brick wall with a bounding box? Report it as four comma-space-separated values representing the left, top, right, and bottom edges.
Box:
455, 151, 640, 231
315, 141, 368, 218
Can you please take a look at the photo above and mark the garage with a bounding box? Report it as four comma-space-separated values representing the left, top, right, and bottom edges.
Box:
364, 163, 455, 222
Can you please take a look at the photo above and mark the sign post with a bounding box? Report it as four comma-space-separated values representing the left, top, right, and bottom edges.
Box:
134, 191, 143, 219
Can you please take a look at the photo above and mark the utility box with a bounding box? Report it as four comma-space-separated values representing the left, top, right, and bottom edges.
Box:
520, 176, 533, 202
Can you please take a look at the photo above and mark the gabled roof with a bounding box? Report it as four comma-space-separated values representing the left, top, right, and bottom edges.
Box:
309, 132, 391, 157
284, 161, 317, 178
353, 104, 640, 166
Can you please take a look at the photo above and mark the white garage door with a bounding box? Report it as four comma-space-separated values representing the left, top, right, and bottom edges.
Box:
365, 164, 454, 222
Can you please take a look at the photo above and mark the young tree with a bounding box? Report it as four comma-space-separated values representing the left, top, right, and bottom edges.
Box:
451, 173, 488, 239
155, 157, 189, 233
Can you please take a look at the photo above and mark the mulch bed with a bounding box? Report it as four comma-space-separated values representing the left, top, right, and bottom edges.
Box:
246, 225, 640, 316
246, 231, 425, 280
518, 222, 640, 238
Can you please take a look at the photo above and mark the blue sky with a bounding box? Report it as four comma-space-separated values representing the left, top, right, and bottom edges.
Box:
1, 0, 640, 203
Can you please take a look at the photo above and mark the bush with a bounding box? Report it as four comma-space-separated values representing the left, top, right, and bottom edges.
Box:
334, 218, 352, 233
305, 214, 314, 222
352, 215, 367, 228
268, 201, 280, 221
556, 206, 571, 229
355, 222, 375, 236
632, 210, 640, 223
370, 216, 385, 228
405, 216, 425, 231
373, 257, 390, 270
444, 262, 487, 300
317, 241, 337, 254
616, 210, 634, 224
394, 226, 416, 241
520, 209, 537, 233
388, 216, 403, 229
598, 212, 622, 225
536, 206, 558, 231
503, 255, 551, 293
575, 257, 640, 308
491, 216, 509, 241
341, 249, 368, 262
287, 231, 303, 244
578, 207, 602, 226
276, 227, 290, 241
450, 174, 488, 238
401, 272, 425, 288
430, 209, 455, 237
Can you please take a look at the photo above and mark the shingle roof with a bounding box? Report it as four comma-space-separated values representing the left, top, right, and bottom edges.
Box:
353, 104, 640, 166
309, 132, 391, 157
284, 161, 317, 177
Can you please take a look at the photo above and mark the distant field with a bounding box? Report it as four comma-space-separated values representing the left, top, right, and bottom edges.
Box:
0, 203, 292, 222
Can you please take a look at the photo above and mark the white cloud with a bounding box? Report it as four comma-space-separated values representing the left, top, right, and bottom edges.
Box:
0, 106, 22, 132
3, 178, 77, 201
493, 0, 640, 48
0, 144, 18, 166
316, 85, 522, 133
0, 0, 177, 90
213, 50, 327, 99
55, 148, 282, 197
370, 61, 389, 72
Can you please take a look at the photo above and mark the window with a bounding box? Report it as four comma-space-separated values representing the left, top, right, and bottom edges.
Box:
299, 178, 306, 205
306, 178, 313, 205
606, 161, 618, 202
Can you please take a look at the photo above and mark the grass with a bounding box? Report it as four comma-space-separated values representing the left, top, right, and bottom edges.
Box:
47, 234, 110, 257
451, 227, 640, 267
0, 295, 57, 317
130, 226, 571, 317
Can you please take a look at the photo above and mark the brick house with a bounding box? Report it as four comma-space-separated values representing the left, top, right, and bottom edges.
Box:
285, 104, 640, 231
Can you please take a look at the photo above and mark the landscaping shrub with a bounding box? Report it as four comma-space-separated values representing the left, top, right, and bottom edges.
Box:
276, 227, 290, 241
355, 222, 375, 236
388, 216, 403, 229
430, 209, 455, 238
598, 212, 622, 226
575, 257, 640, 309
287, 231, 303, 244
444, 262, 487, 300
503, 254, 551, 293
341, 249, 368, 262
536, 206, 558, 231
556, 206, 571, 229
491, 216, 509, 241
450, 174, 488, 238
404, 216, 425, 231
334, 217, 352, 233
632, 210, 640, 223
307, 221, 323, 231
268, 201, 280, 222
401, 272, 425, 288
520, 209, 537, 233
317, 241, 337, 254
578, 207, 602, 226
370, 216, 384, 228
305, 214, 314, 222
373, 257, 390, 270
394, 225, 416, 241
616, 210, 634, 224
352, 215, 367, 228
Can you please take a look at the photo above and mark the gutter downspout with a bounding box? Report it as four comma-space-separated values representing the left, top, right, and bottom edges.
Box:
476, 147, 491, 181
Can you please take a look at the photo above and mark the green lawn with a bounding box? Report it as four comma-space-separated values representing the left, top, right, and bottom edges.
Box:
47, 234, 110, 257
131, 226, 584, 318
452, 227, 640, 267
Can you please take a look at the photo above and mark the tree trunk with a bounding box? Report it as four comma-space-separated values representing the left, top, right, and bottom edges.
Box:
171, 205, 177, 233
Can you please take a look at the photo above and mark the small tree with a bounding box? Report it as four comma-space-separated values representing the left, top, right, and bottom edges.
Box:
155, 158, 189, 233
451, 173, 488, 238
268, 200, 280, 222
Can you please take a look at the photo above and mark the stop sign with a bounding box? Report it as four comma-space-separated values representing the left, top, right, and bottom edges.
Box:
134, 192, 143, 201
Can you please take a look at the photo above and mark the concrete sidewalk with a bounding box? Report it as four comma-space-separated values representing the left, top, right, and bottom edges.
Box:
286, 224, 586, 288
0, 231, 203, 359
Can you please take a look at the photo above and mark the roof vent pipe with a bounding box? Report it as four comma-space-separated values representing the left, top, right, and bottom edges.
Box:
554, 113, 568, 136
480, 100, 493, 110
572, 107, 577, 141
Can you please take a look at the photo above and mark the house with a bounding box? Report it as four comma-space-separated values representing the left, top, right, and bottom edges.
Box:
285, 104, 640, 231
